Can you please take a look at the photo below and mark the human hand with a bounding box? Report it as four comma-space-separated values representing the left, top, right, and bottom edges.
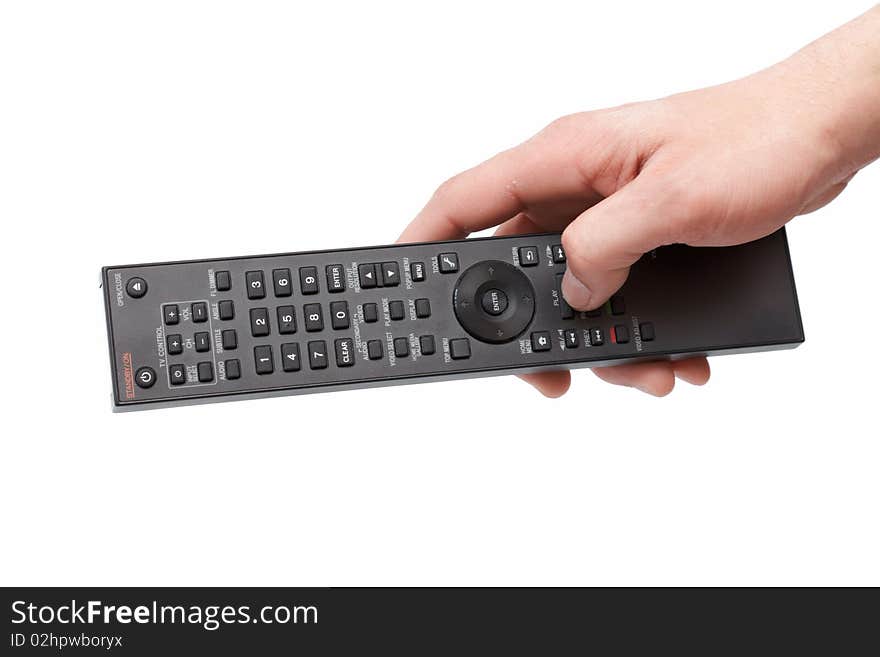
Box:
399, 7, 880, 398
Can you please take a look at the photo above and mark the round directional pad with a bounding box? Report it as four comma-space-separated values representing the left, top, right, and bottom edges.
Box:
453, 260, 535, 344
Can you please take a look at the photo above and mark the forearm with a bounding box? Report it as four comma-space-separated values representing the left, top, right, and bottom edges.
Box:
780, 5, 880, 176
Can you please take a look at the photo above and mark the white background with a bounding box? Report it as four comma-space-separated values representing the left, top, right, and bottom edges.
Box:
1, 0, 877, 586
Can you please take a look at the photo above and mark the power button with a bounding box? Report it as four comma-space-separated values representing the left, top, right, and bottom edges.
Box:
135, 366, 156, 389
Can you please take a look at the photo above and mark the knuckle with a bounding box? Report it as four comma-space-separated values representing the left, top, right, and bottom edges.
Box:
561, 224, 599, 273
432, 174, 462, 202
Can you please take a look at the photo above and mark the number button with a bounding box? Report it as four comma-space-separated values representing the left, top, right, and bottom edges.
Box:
308, 340, 328, 369
277, 305, 297, 334
303, 303, 324, 332
281, 343, 301, 372
326, 264, 346, 292
299, 266, 319, 295
273, 268, 292, 297
330, 301, 350, 330
246, 271, 266, 299
250, 307, 271, 337
254, 345, 274, 374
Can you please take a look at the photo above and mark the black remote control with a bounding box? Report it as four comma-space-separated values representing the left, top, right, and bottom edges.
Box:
102, 229, 803, 411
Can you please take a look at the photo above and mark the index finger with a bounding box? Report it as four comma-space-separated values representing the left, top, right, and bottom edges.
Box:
398, 120, 590, 243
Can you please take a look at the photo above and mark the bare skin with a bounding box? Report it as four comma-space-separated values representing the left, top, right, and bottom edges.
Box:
400, 6, 880, 397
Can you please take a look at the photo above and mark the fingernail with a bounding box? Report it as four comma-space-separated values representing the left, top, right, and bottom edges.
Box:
561, 270, 592, 310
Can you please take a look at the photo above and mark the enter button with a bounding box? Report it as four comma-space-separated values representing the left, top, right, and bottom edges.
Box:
480, 288, 508, 316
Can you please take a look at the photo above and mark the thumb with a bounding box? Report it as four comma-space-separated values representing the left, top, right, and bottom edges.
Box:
561, 175, 675, 310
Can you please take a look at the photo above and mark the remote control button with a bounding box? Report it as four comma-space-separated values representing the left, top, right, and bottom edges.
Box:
358, 263, 377, 288
449, 338, 471, 359
381, 262, 400, 286
135, 366, 156, 388
273, 268, 292, 297
518, 246, 539, 266
166, 334, 183, 355
254, 345, 274, 374
452, 260, 535, 344
125, 277, 147, 299
565, 329, 579, 349
192, 302, 208, 323
246, 271, 266, 299
613, 324, 630, 344
277, 305, 297, 334
335, 338, 355, 367
303, 303, 324, 332
531, 331, 552, 352
215, 270, 231, 291
438, 253, 459, 273
419, 335, 435, 355
367, 340, 384, 360
299, 266, 319, 295
363, 303, 378, 323
394, 337, 409, 358
326, 264, 346, 292
163, 304, 180, 325
480, 288, 508, 316
197, 361, 214, 383
218, 300, 235, 320
281, 343, 301, 372
250, 307, 271, 337
585, 308, 602, 318
410, 262, 426, 281
589, 327, 604, 346
610, 295, 626, 315
308, 341, 328, 369
169, 364, 186, 385
551, 245, 566, 263
415, 298, 431, 318
389, 300, 405, 321
555, 274, 574, 320
639, 322, 655, 341
225, 359, 241, 380
222, 329, 237, 350
194, 331, 211, 352
330, 301, 350, 330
